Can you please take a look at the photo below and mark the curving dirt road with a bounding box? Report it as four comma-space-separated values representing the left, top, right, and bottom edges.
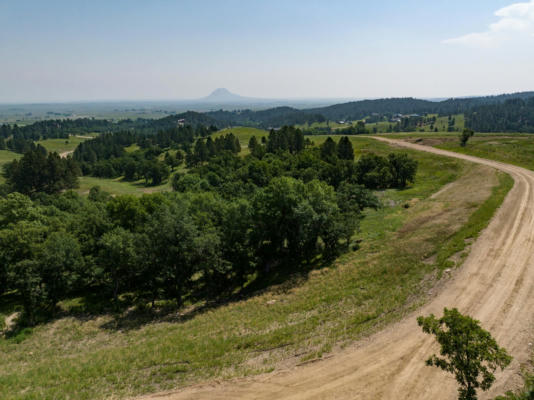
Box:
140, 138, 534, 400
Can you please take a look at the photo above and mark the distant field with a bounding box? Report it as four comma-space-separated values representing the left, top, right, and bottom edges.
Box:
365, 114, 465, 133
381, 133, 534, 171
77, 175, 174, 196
435, 136, 534, 171
0, 150, 21, 184
37, 135, 94, 155
0, 150, 21, 166
125, 144, 141, 153
214, 126, 269, 155
0, 136, 513, 400
215, 126, 268, 144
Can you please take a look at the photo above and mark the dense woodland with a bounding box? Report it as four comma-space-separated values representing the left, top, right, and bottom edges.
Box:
465, 98, 534, 132
2, 147, 80, 195
306, 92, 534, 122
0, 125, 418, 325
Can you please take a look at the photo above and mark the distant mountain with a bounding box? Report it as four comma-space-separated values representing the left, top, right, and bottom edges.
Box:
201, 88, 251, 103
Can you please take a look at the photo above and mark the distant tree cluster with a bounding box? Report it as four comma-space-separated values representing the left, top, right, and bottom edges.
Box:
2, 147, 80, 195
187, 133, 241, 166
0, 122, 419, 328
0, 119, 113, 142
0, 170, 378, 324
72, 125, 216, 185
206, 107, 326, 128
465, 98, 534, 132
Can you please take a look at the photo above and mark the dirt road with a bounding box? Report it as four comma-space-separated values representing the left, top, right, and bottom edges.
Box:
140, 138, 534, 400
59, 150, 74, 158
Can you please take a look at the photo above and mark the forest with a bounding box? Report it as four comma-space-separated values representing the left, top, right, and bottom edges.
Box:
465, 98, 534, 132
0, 126, 417, 326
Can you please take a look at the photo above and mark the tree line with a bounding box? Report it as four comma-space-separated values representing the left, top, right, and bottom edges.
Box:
0, 130, 418, 326
2, 146, 80, 195
465, 97, 534, 132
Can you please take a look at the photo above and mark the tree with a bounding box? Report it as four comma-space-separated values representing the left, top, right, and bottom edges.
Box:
3, 149, 80, 194
320, 137, 337, 162
99, 227, 138, 305
337, 136, 354, 160
417, 308, 512, 400
388, 153, 418, 188
248, 136, 258, 153
193, 139, 209, 163
39, 231, 83, 306
460, 129, 475, 147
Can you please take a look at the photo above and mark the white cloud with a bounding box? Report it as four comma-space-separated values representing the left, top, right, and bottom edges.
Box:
443, 0, 534, 47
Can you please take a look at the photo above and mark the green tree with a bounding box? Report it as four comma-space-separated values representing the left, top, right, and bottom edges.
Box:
418, 308, 512, 400
320, 137, 337, 162
337, 136, 354, 160
193, 139, 209, 164
388, 153, 418, 188
3, 149, 80, 194
205, 136, 216, 157
460, 129, 475, 147
248, 136, 258, 153
39, 231, 83, 306
99, 227, 137, 305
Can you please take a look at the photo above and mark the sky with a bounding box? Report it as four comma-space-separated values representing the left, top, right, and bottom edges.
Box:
1, 0, 534, 103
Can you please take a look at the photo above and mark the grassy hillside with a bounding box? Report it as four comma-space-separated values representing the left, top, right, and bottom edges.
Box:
0, 150, 21, 184
215, 126, 268, 143
435, 136, 534, 171
77, 175, 174, 196
0, 149, 21, 167
37, 135, 94, 154
382, 133, 534, 172
0, 137, 513, 400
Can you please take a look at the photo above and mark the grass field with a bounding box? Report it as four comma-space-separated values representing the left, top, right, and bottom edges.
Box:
215, 126, 268, 144
0, 150, 21, 184
77, 175, 174, 196
381, 133, 534, 171
0, 149, 21, 166
0, 137, 513, 400
435, 136, 534, 171
37, 135, 94, 155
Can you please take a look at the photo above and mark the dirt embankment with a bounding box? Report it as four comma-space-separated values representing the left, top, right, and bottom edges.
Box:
138, 138, 534, 400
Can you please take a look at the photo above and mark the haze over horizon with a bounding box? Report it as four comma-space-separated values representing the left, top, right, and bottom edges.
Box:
2, 0, 534, 103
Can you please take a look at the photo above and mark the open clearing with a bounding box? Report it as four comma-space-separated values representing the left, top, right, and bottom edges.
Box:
138, 138, 533, 400
0, 137, 513, 399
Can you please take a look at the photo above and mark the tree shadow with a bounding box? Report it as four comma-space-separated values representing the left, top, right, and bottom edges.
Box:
2, 250, 341, 337
98, 254, 337, 333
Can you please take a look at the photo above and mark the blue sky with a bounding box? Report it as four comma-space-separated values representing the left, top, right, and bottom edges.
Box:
1, 0, 533, 102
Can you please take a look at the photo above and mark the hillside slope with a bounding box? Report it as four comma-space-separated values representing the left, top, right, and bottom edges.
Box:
141, 138, 533, 400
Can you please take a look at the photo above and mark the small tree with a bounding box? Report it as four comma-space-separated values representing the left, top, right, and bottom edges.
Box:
337, 136, 354, 160
418, 308, 512, 400
460, 129, 475, 147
